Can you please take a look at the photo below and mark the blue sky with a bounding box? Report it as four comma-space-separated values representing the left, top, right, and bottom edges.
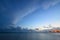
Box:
18, 5, 60, 28
0, 0, 60, 29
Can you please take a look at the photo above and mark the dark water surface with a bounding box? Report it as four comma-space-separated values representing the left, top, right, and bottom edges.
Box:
0, 33, 60, 40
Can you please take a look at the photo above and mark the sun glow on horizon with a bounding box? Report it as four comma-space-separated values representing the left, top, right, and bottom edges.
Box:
30, 23, 60, 31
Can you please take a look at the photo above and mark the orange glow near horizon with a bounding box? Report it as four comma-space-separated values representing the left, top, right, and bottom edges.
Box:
51, 30, 60, 33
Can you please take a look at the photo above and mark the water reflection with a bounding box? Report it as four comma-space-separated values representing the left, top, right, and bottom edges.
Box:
0, 33, 60, 40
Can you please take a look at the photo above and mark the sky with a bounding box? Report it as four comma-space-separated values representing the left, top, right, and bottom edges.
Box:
0, 0, 60, 29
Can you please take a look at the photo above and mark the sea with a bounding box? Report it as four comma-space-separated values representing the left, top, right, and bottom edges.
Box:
0, 33, 60, 40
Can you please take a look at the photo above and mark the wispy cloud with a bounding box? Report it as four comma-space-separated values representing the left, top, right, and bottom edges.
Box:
41, 0, 60, 9
24, 0, 60, 11
1, 0, 60, 25
13, 0, 60, 24
13, 0, 40, 24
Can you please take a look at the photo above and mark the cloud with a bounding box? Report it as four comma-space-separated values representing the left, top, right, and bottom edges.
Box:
13, 0, 60, 24
13, 0, 40, 24
41, 0, 60, 9
51, 23, 60, 27
0, 0, 60, 26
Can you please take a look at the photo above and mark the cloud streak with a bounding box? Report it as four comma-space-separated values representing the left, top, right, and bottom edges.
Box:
14, 0, 60, 24
0, 0, 60, 26
41, 0, 60, 9
13, 0, 40, 24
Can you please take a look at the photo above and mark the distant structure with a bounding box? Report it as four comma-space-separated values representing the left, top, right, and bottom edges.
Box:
50, 27, 60, 33
50, 30, 60, 33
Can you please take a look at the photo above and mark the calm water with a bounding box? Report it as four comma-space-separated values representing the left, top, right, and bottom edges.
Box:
0, 33, 60, 40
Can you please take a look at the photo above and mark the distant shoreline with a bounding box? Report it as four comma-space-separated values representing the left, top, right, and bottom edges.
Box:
0, 32, 60, 33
